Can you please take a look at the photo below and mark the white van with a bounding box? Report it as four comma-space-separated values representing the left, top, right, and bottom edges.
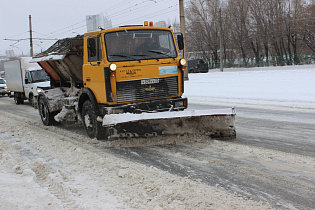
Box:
4, 57, 50, 106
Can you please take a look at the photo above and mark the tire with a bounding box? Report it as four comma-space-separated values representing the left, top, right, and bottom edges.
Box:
81, 100, 108, 140
38, 96, 56, 126
29, 94, 34, 107
14, 93, 24, 105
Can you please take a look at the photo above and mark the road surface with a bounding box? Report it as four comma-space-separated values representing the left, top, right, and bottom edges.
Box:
1, 96, 314, 209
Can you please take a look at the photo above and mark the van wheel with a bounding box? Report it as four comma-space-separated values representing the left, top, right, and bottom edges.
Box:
14, 93, 24, 105
38, 96, 56, 126
29, 94, 34, 107
82, 100, 108, 140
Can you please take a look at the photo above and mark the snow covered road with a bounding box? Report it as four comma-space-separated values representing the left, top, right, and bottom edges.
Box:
1, 65, 315, 209
0, 102, 274, 209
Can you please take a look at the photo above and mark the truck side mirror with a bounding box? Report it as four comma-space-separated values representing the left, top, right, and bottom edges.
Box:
25, 78, 29, 84
177, 33, 184, 50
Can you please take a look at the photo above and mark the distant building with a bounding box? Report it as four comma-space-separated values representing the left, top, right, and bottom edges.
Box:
86, 15, 112, 32
103, 16, 112, 30
155, 21, 167, 28
5, 50, 14, 58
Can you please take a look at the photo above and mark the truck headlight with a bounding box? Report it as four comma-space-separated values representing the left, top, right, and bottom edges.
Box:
179, 58, 186, 66
109, 63, 117, 71
36, 88, 43, 93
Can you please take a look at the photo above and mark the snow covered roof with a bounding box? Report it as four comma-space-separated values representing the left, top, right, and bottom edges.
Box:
31, 35, 83, 63
30, 55, 66, 63
36, 36, 83, 56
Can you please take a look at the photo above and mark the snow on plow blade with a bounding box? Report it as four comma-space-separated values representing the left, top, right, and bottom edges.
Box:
103, 108, 236, 140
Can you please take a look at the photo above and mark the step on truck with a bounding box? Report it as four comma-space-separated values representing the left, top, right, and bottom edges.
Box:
31, 22, 236, 140
4, 57, 50, 107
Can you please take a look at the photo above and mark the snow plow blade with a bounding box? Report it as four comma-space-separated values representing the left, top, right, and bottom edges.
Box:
102, 108, 236, 140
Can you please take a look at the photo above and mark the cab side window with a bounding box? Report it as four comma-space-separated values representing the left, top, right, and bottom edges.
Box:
25, 72, 31, 84
88, 37, 102, 62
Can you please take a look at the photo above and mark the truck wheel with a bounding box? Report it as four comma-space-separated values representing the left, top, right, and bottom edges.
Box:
29, 94, 34, 107
82, 100, 108, 140
14, 93, 24, 105
38, 96, 56, 126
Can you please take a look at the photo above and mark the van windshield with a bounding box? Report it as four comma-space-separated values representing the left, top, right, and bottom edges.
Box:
105, 29, 177, 62
30, 69, 50, 83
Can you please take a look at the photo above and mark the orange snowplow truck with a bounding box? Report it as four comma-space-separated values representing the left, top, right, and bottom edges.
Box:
32, 23, 236, 140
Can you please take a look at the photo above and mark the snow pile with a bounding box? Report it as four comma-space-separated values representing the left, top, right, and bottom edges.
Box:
184, 65, 315, 108
54, 106, 77, 122
31, 55, 65, 63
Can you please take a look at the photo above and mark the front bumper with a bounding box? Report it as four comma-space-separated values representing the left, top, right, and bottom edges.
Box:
100, 97, 188, 115
0, 89, 9, 95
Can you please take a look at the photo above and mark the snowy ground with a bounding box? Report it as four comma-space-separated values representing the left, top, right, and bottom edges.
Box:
184, 64, 315, 109
1, 64, 314, 209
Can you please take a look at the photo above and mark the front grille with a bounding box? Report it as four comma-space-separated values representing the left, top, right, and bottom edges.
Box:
116, 76, 178, 103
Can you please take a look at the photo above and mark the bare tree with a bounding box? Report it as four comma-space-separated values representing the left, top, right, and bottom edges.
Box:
186, 0, 314, 68
302, 4, 315, 53
186, 0, 222, 66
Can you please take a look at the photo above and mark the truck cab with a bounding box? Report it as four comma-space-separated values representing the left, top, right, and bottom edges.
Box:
24, 68, 50, 105
82, 26, 187, 114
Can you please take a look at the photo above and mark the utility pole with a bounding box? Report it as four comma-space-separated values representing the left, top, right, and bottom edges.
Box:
219, 6, 223, 72
29, 15, 34, 57
179, 0, 188, 80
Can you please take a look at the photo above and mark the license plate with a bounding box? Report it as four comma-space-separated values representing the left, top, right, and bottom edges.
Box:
141, 78, 159, 85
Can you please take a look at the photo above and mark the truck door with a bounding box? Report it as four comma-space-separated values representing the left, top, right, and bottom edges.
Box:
83, 35, 108, 103
24, 71, 32, 98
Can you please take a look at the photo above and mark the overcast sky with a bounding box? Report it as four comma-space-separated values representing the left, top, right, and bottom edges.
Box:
0, 0, 180, 56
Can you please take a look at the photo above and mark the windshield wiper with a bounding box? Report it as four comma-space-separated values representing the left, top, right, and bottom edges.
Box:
148, 50, 175, 60
133, 54, 160, 61
148, 50, 168, 56
109, 54, 141, 63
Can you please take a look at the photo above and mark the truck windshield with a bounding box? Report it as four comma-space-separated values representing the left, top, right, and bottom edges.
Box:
105, 29, 177, 62
30, 69, 50, 83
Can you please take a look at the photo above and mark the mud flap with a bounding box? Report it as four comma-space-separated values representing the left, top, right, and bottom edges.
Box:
103, 108, 236, 140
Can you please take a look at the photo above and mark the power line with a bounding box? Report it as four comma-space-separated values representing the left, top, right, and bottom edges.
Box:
4, 0, 179, 55
6, 31, 29, 39
42, 0, 175, 38
45, 0, 178, 37
114, 4, 178, 27
5, 37, 58, 41
109, 0, 169, 20
40, 0, 135, 38
33, 31, 60, 39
